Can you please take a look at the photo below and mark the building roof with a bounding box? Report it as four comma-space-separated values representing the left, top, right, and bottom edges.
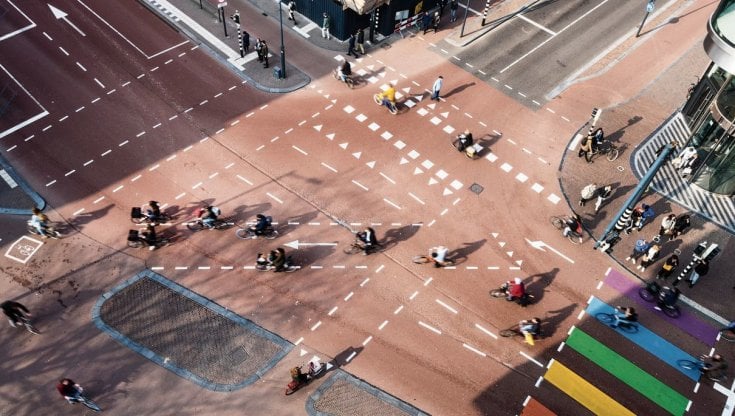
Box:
341, 0, 390, 15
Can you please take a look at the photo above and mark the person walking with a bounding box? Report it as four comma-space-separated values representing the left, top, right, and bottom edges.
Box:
439, 0, 447, 17
656, 254, 679, 280
658, 214, 676, 237
635, 204, 656, 231
449, 0, 458, 22
626, 239, 651, 265
356, 28, 366, 55
431, 11, 440, 32
347, 33, 359, 58
579, 183, 597, 207
287, 1, 296, 23
261, 40, 269, 68
431, 75, 443, 101
255, 38, 263, 62
243, 31, 250, 53
321, 12, 331, 39
686, 259, 709, 288
670, 214, 691, 240
594, 185, 613, 213
578, 134, 593, 163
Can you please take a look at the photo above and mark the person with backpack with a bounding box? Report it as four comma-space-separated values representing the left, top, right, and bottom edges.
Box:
579, 183, 597, 207
638, 243, 661, 271
656, 254, 679, 280
626, 239, 651, 265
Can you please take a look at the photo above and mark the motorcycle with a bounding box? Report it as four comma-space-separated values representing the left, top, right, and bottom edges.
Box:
285, 358, 325, 395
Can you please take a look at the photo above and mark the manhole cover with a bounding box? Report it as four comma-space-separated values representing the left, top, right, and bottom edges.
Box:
469, 183, 484, 195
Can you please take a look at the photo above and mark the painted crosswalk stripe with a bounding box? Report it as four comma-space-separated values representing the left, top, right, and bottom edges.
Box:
544, 359, 635, 416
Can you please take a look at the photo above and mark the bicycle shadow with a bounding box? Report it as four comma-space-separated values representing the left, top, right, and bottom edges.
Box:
381, 224, 421, 247
446, 239, 486, 265
523, 267, 559, 304
539, 303, 578, 338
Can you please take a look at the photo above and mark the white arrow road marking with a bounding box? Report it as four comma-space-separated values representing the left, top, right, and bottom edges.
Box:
284, 240, 338, 249
49, 4, 86, 36
525, 239, 574, 264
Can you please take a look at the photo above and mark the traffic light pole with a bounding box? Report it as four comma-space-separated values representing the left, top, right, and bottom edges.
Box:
231, 11, 243, 58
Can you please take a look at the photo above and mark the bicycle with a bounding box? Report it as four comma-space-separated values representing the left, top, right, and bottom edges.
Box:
499, 320, 541, 345
721, 329, 735, 342
595, 312, 639, 333
343, 240, 384, 255
677, 356, 727, 382
550, 216, 583, 244
15, 314, 40, 335
236, 226, 278, 240
333, 68, 356, 88
130, 206, 172, 225
126, 230, 170, 250
412, 255, 455, 267
489, 284, 535, 306
373, 93, 398, 115
186, 217, 236, 231
590, 141, 620, 162
27, 221, 62, 239
638, 281, 680, 318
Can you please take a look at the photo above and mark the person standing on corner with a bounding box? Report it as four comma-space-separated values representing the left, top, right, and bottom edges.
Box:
686, 259, 709, 288
243, 31, 250, 53
449, 0, 458, 22
431, 75, 443, 101
356, 28, 366, 55
594, 185, 613, 213
579, 183, 597, 207
287, 1, 296, 23
347, 33, 359, 58
261, 40, 269, 68
321, 12, 331, 39
255, 38, 263, 62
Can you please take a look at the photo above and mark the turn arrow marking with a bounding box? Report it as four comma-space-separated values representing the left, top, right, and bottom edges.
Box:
49, 4, 86, 36
284, 240, 338, 250
525, 239, 574, 264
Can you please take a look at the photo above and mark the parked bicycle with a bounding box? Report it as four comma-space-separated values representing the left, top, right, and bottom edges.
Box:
595, 312, 639, 333
550, 215, 583, 244
678, 354, 728, 382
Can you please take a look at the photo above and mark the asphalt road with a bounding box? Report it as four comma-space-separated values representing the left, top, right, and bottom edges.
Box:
0, 1, 728, 415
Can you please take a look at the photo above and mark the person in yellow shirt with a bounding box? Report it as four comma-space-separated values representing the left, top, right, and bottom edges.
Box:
380, 85, 396, 105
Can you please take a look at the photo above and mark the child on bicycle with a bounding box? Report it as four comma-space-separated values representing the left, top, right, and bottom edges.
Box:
57, 378, 83, 404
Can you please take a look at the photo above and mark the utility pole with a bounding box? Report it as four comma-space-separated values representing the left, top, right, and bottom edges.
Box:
636, 0, 655, 37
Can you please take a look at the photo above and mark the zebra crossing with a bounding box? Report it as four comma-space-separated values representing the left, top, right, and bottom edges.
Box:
631, 111, 735, 233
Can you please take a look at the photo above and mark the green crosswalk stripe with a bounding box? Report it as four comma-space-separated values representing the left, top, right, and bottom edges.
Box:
567, 328, 689, 416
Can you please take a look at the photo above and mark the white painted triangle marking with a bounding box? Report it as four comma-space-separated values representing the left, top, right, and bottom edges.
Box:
326, 362, 335, 370
399, 157, 409, 165
313, 125, 322, 131
442, 187, 453, 196
331, 99, 337, 104
366, 161, 376, 168
339, 142, 348, 149
402, 87, 411, 94
352, 151, 361, 159
390, 79, 398, 85
427, 103, 436, 110
366, 64, 375, 70
428, 177, 438, 185
413, 167, 423, 175
499, 242, 506, 247
415, 95, 424, 102
506, 251, 514, 257
515, 260, 523, 266
491, 233, 499, 238
440, 112, 449, 118
300, 348, 308, 356
325, 133, 335, 140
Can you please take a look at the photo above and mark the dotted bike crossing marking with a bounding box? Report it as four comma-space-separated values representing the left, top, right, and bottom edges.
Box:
6, 37, 205, 156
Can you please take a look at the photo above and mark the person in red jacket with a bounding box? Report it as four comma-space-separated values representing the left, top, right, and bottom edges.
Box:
506, 277, 526, 302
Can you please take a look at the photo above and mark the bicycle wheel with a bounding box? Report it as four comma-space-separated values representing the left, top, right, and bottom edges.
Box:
412, 255, 431, 264
388, 103, 398, 115
346, 77, 356, 89
550, 216, 564, 230
81, 397, 101, 412
663, 306, 681, 318
596, 313, 615, 325
638, 287, 655, 302
499, 329, 516, 338
720, 330, 735, 342
214, 221, 235, 230
373, 94, 382, 105
606, 146, 620, 162
677, 359, 699, 371
186, 220, 204, 231
440, 259, 456, 266
343, 244, 362, 255
567, 233, 583, 245
264, 229, 279, 240
127, 239, 143, 248
236, 228, 255, 239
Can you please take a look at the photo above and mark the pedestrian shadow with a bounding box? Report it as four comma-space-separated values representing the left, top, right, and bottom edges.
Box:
382, 224, 421, 245
443, 82, 476, 99
290, 244, 337, 268
524, 267, 559, 304
446, 239, 486, 264
608, 115, 643, 144
66, 204, 115, 230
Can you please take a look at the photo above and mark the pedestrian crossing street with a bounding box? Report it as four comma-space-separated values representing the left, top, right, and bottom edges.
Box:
519, 268, 727, 416
631, 112, 735, 233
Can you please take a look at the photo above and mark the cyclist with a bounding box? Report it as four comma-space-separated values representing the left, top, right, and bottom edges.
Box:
701, 354, 727, 380
429, 246, 450, 267
562, 214, 583, 243
198, 205, 221, 228
613, 306, 638, 328
268, 248, 287, 272
656, 285, 680, 311
519, 318, 541, 337
249, 214, 272, 236
141, 224, 158, 250
356, 227, 378, 255
145, 201, 162, 222
1, 300, 30, 328
590, 127, 604, 153
337, 60, 351, 83
56, 378, 84, 404
30, 207, 50, 237
505, 277, 526, 302
455, 129, 474, 152
379, 85, 396, 109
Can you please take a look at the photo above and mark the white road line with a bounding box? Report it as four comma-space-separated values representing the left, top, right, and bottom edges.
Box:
45, 180, 55, 187
475, 323, 498, 339
321, 162, 338, 173
311, 321, 322, 331
93, 196, 105, 204
379, 320, 388, 330
520, 351, 545, 367
292, 145, 308, 155
379, 172, 396, 184
352, 180, 369, 191
266, 192, 283, 204
394, 305, 403, 315
328, 306, 338, 316
344, 292, 354, 301
463, 343, 487, 357
436, 299, 458, 314
516, 14, 556, 35
362, 336, 372, 346
408, 192, 425, 205
409, 290, 419, 300
418, 321, 442, 335
384, 198, 401, 210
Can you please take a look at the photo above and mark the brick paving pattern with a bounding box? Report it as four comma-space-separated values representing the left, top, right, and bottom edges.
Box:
99, 276, 282, 386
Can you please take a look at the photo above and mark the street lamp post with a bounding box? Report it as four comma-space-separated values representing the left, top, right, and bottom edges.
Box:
636, 0, 655, 37
278, 0, 287, 78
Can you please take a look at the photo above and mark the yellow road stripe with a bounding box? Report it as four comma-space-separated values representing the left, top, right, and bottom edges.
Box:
545, 360, 635, 416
